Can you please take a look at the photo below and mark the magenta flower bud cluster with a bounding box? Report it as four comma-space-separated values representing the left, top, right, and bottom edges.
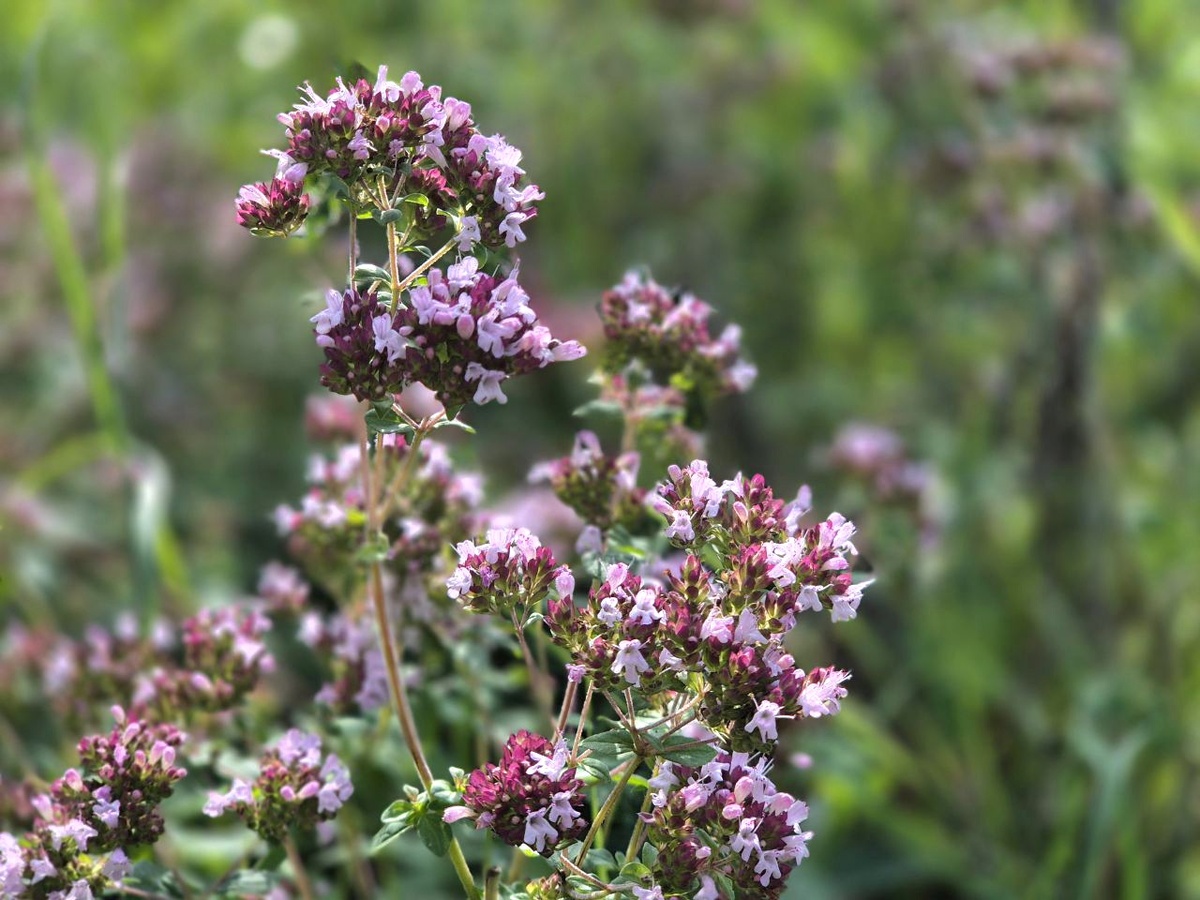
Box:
312, 259, 585, 408
235, 178, 310, 237
0, 708, 185, 899
241, 67, 544, 251
204, 729, 353, 843
447, 527, 574, 621
444, 731, 587, 856
599, 271, 757, 401
528, 430, 647, 532
642, 753, 812, 900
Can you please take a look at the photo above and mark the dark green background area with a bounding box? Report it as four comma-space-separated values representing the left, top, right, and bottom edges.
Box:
2, 1, 1199, 897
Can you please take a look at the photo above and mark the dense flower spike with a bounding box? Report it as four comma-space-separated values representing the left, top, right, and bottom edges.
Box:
644, 752, 813, 900
131, 605, 275, 720
241, 67, 544, 250
599, 271, 756, 403
312, 287, 407, 402
204, 729, 353, 842
445, 731, 587, 855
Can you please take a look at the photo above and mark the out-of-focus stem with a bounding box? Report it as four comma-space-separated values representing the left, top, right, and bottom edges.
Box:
511, 611, 556, 730
284, 835, 315, 900
484, 867, 501, 900
572, 683, 594, 757
624, 783, 656, 862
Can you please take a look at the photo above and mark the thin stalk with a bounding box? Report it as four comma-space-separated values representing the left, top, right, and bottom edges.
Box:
284, 835, 316, 900
484, 867, 502, 900
574, 756, 641, 864
624, 785, 656, 862
359, 357, 477, 898
505, 848, 526, 885
395, 236, 459, 295
511, 611, 555, 730
555, 679, 579, 742
572, 684, 595, 758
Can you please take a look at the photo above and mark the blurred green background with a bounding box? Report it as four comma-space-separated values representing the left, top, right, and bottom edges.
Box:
3, 0, 1200, 897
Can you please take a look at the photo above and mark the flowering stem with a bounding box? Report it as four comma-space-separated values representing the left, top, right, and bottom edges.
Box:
284, 835, 316, 900
361, 423, 479, 900
574, 755, 641, 865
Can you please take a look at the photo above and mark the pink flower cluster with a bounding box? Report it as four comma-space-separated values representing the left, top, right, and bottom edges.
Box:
642, 752, 813, 900
444, 731, 587, 856
313, 259, 585, 408
544, 462, 865, 750
240, 67, 544, 250
599, 271, 757, 401
651, 461, 869, 622
204, 729, 353, 843
297, 611, 390, 714
131, 605, 275, 720
0, 708, 186, 899
274, 434, 483, 605
447, 527, 574, 620
528, 430, 647, 533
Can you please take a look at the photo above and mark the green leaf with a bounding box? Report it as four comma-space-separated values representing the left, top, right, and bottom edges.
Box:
444, 403, 466, 421
428, 781, 461, 807
371, 818, 414, 854
125, 862, 185, 898
434, 417, 476, 434
354, 263, 392, 285
401, 192, 432, 207
354, 530, 391, 565
381, 797, 418, 823
583, 848, 618, 871
373, 208, 405, 225
653, 735, 718, 767
615, 860, 652, 881
572, 399, 623, 419
417, 812, 452, 857
365, 407, 414, 439
214, 870, 282, 896
580, 729, 636, 750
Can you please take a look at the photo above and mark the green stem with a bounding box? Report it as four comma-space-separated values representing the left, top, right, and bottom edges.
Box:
575, 756, 641, 864
624, 776, 657, 862
395, 236, 459, 295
